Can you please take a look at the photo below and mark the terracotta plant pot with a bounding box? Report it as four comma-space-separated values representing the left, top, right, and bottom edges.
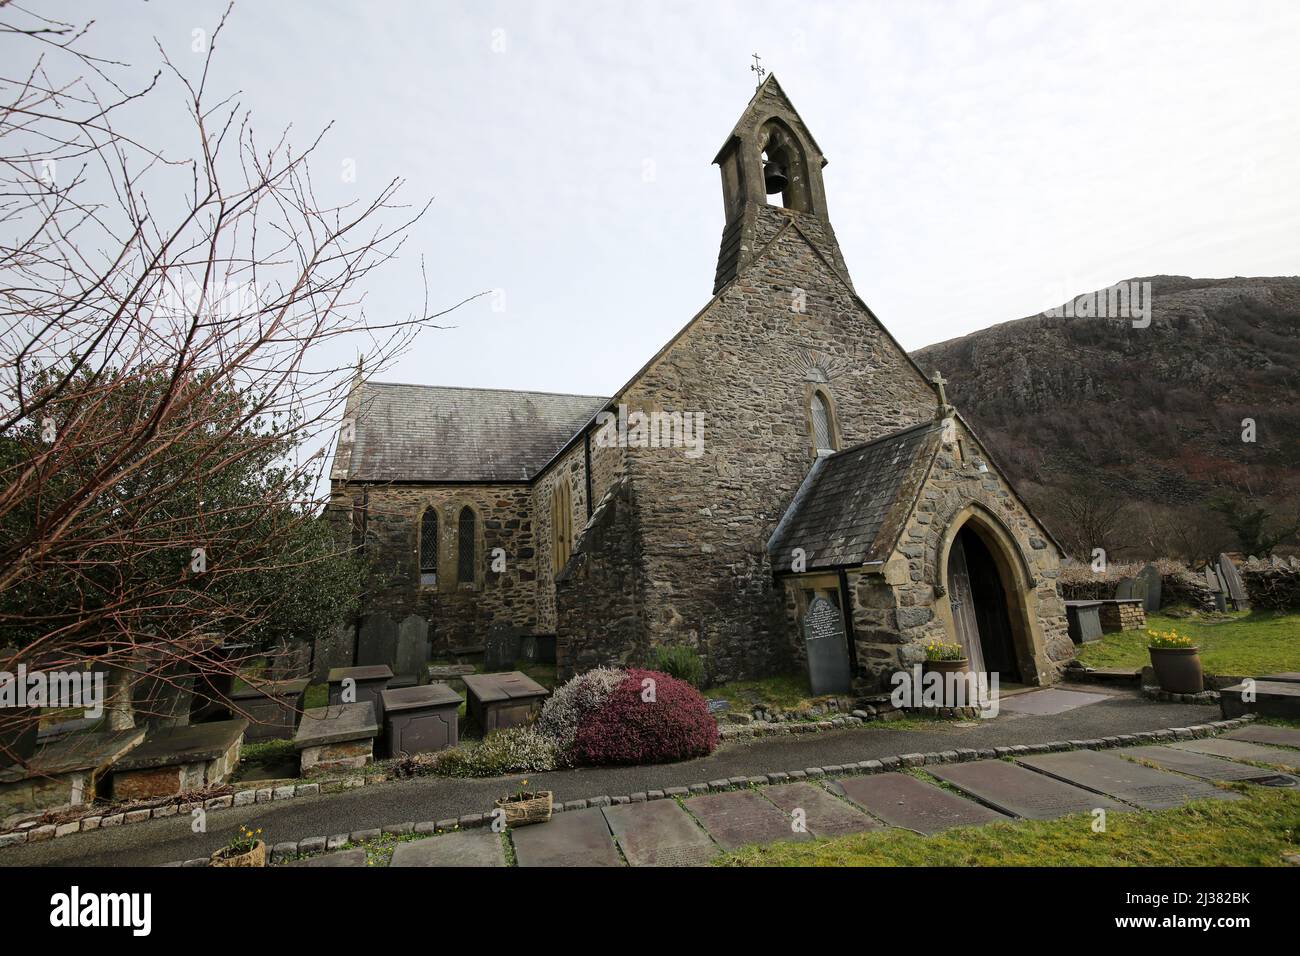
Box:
209, 840, 267, 868
922, 658, 970, 707
1149, 646, 1203, 695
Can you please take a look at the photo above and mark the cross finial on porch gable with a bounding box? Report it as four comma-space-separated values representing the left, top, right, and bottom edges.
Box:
930, 370, 950, 410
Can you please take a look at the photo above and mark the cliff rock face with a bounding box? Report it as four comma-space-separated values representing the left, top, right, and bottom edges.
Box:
912, 276, 1300, 546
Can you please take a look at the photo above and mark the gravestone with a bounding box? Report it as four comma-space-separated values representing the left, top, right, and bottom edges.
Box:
836, 772, 1009, 834
683, 789, 811, 850
1169, 737, 1299, 770
357, 613, 397, 670
1017, 750, 1236, 810
483, 625, 523, 672
1203, 566, 1222, 593
268, 640, 312, 681
1138, 564, 1162, 612
803, 596, 851, 696
1225, 723, 1300, 749
1114, 577, 1135, 600
765, 782, 882, 837
390, 830, 506, 867
1064, 601, 1103, 644
313, 623, 356, 683
929, 760, 1126, 819
1216, 554, 1249, 611
512, 807, 623, 867
1118, 745, 1285, 784
518, 635, 539, 663
601, 800, 719, 866
395, 615, 431, 677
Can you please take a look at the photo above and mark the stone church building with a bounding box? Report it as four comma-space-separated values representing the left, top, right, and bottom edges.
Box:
329, 76, 1075, 693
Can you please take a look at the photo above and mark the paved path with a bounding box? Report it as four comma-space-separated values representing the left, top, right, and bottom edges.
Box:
287, 723, 1300, 866
1, 686, 1222, 867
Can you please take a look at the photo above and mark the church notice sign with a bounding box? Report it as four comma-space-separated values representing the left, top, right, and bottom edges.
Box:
803, 596, 852, 696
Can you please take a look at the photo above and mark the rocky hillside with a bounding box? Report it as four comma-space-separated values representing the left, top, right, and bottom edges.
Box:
912, 276, 1300, 559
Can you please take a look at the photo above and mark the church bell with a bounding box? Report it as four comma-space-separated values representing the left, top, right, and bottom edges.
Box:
762, 160, 788, 195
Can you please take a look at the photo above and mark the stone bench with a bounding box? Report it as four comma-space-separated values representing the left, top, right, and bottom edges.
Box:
294, 703, 379, 774
382, 684, 461, 756
462, 671, 548, 733
110, 719, 247, 801
230, 677, 309, 742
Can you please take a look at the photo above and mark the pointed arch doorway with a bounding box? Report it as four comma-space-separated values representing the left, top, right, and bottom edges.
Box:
946, 524, 1023, 683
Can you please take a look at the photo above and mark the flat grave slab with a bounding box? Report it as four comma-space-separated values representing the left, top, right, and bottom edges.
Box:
1219, 680, 1300, 719
1260, 673, 1300, 684
287, 848, 368, 867
763, 782, 884, 837
1017, 750, 1237, 810
111, 719, 246, 801
835, 772, 1010, 834
1119, 745, 1291, 784
463, 671, 548, 733
230, 678, 309, 742
0, 728, 145, 819
998, 688, 1108, 716
1169, 737, 1300, 771
293, 703, 378, 774
602, 799, 718, 866
390, 829, 505, 867
929, 760, 1127, 819
684, 789, 812, 850
511, 807, 622, 867
1225, 724, 1300, 749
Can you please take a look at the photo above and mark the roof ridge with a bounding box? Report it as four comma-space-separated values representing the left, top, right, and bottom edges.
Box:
826, 419, 941, 459
365, 380, 609, 401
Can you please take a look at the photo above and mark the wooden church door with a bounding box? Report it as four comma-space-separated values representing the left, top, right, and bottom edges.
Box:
946, 536, 987, 673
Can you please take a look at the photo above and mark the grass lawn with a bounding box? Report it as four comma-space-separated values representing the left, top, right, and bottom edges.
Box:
706, 673, 815, 711
1076, 610, 1300, 675
717, 785, 1300, 866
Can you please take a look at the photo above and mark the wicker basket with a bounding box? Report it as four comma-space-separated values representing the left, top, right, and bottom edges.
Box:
495, 791, 553, 827
210, 839, 267, 868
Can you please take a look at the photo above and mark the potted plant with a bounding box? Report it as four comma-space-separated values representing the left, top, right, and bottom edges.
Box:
1147, 628, 1203, 694
922, 640, 968, 675
210, 825, 266, 867
494, 778, 552, 828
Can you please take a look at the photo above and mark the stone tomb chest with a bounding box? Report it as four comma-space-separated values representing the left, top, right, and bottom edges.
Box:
1, 728, 144, 821
328, 665, 393, 726
462, 671, 548, 733
293, 703, 379, 774
230, 677, 309, 742
110, 719, 247, 801
381, 684, 461, 756
1064, 600, 1104, 644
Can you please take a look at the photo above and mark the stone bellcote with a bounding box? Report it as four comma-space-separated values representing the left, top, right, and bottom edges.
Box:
712, 75, 852, 294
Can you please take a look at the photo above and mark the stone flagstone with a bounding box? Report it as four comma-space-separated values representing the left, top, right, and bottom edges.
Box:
390, 829, 505, 867
998, 688, 1108, 717
1225, 724, 1300, 749
835, 772, 1010, 834
602, 799, 718, 866
684, 789, 812, 850
1017, 750, 1237, 810
1169, 737, 1300, 771
764, 782, 884, 837
511, 807, 622, 867
1119, 745, 1291, 784
287, 848, 368, 867
929, 760, 1127, 820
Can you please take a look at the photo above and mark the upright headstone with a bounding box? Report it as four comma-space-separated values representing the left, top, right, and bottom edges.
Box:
1114, 577, 1136, 600
313, 622, 356, 683
803, 596, 851, 696
1216, 554, 1250, 611
357, 612, 397, 670
268, 639, 312, 681
1138, 564, 1162, 613
483, 625, 523, 672
395, 614, 431, 678
1203, 566, 1222, 593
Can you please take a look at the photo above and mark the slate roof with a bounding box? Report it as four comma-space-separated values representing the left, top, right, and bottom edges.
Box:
346, 382, 609, 482
768, 421, 943, 571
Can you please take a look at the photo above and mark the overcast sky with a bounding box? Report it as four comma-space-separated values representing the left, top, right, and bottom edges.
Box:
48, 0, 1300, 398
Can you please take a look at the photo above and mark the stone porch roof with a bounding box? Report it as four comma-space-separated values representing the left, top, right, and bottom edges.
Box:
767, 421, 944, 572
347, 382, 609, 483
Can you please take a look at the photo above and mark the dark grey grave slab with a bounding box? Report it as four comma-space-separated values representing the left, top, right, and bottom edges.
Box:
929, 760, 1127, 819
1065, 601, 1103, 644
394, 615, 431, 677
1260, 673, 1300, 684
1225, 724, 1300, 748
313, 622, 355, 682
998, 688, 1107, 716
1017, 750, 1237, 809
1138, 563, 1162, 612
230, 678, 308, 742
1114, 577, 1135, 600
1119, 745, 1291, 784
511, 807, 622, 867
390, 829, 505, 867
803, 595, 852, 695
113, 719, 247, 772
684, 788, 812, 850
357, 612, 398, 670
1217, 553, 1249, 610
328, 664, 393, 727
762, 782, 883, 837
483, 625, 523, 671
835, 772, 1010, 834
293, 703, 377, 749
1169, 737, 1300, 770
381, 683, 460, 756
287, 848, 368, 867
602, 799, 718, 866
1219, 680, 1300, 719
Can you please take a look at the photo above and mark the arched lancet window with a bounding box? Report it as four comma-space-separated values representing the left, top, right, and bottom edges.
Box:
810, 390, 837, 454
419, 507, 438, 586
457, 506, 476, 584
551, 481, 573, 575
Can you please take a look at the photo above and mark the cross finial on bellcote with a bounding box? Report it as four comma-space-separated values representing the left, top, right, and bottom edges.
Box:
931, 370, 952, 415
750, 53, 766, 88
